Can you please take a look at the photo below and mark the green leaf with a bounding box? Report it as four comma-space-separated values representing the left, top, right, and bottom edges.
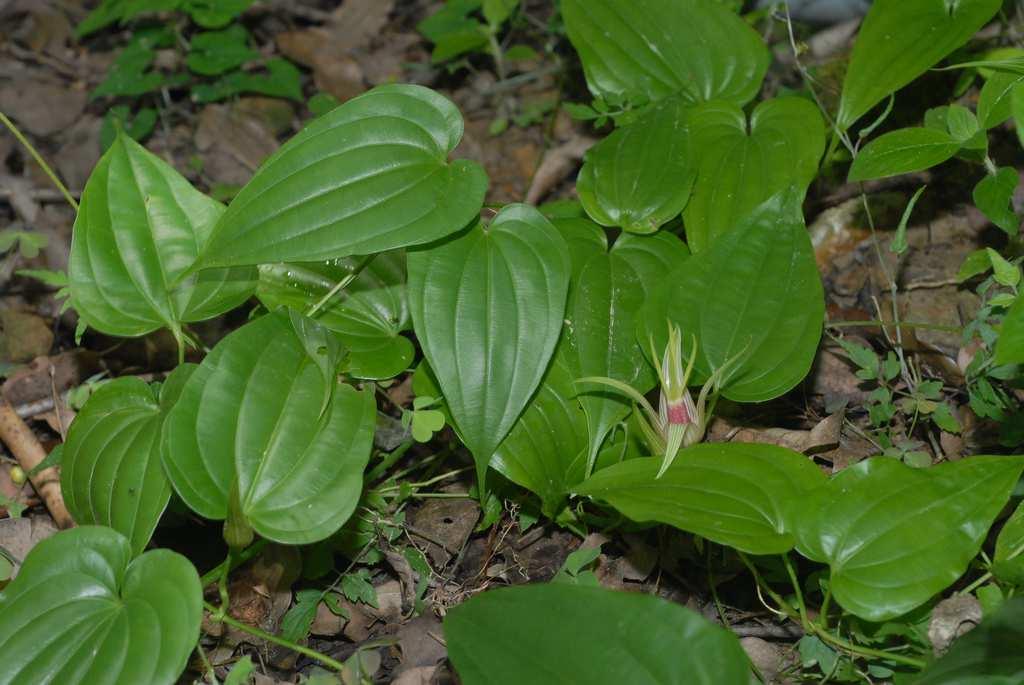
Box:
836, 0, 1002, 129
482, 0, 516, 26
848, 127, 960, 182
577, 443, 826, 555
794, 456, 1024, 621
408, 204, 570, 490
224, 655, 255, 685
973, 168, 1019, 236
69, 133, 256, 340
257, 252, 414, 380
577, 97, 694, 234
945, 104, 979, 142
992, 501, 1024, 585
184, 0, 254, 28
340, 570, 378, 607
195, 84, 488, 268
417, 0, 488, 62
281, 588, 321, 643
995, 293, 1024, 365
562, 0, 769, 106
0, 526, 201, 685
162, 311, 377, 544
931, 402, 961, 433
191, 57, 303, 102
91, 40, 166, 100
641, 192, 824, 402
444, 583, 750, 685
987, 248, 1021, 288
891, 186, 927, 255
978, 71, 1024, 129
913, 598, 1024, 684
957, 248, 992, 282
185, 24, 259, 76
101, 105, 157, 152
61, 374, 186, 556
683, 97, 824, 253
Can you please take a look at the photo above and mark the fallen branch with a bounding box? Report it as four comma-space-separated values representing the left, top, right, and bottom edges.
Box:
0, 401, 73, 528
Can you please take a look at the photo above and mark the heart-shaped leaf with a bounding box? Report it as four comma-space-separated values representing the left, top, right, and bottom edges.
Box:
577, 97, 694, 234
848, 127, 960, 182
0, 526, 201, 685
995, 293, 1024, 366
837, 0, 1002, 129
61, 369, 193, 556
162, 311, 377, 544
257, 251, 413, 380
577, 443, 826, 555
194, 84, 488, 269
794, 456, 1024, 621
69, 133, 256, 341
444, 583, 750, 685
683, 97, 824, 253
642, 192, 825, 402
407, 204, 570, 489
563, 0, 768, 106
913, 598, 1024, 684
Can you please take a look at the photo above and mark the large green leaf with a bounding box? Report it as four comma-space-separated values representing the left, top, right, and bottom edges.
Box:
577, 97, 694, 234
257, 251, 413, 380
978, 71, 1024, 129
683, 97, 824, 253
61, 370, 192, 556
794, 456, 1024, 621
557, 224, 690, 469
193, 84, 488, 269
837, 0, 1002, 129
69, 134, 256, 340
913, 598, 1024, 684
992, 500, 1024, 585
995, 292, 1024, 365
562, 0, 768, 106
848, 127, 960, 182
162, 311, 376, 544
444, 583, 750, 685
641, 193, 824, 402
577, 443, 826, 555
0, 526, 201, 685
407, 204, 570, 489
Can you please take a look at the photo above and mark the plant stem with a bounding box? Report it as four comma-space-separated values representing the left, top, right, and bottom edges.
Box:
203, 601, 344, 671
826, 319, 962, 334
306, 254, 376, 317
0, 112, 79, 212
199, 539, 268, 587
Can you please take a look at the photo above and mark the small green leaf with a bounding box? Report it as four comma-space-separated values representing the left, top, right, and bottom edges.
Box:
445, 583, 750, 685
794, 456, 1024, 621
891, 185, 927, 254
281, 589, 321, 643
978, 71, 1024, 129
417, 0, 488, 62
224, 655, 255, 685
482, 0, 516, 26
578, 442, 826, 555
849, 127, 960, 182
957, 248, 992, 282
995, 293, 1024, 365
931, 402, 961, 433
191, 57, 303, 102
101, 105, 157, 151
184, 0, 255, 28
913, 598, 1024, 684
992, 501, 1024, 585
836, 338, 879, 374
987, 248, 1021, 288
0, 526, 201, 685
945, 104, 979, 142
341, 570, 378, 608
973, 168, 1020, 236
185, 24, 259, 76
410, 408, 445, 442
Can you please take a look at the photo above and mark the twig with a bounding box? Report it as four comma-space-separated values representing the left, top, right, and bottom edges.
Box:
0, 113, 79, 212
0, 401, 73, 528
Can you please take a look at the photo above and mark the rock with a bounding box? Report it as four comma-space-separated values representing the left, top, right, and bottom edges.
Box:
928, 595, 982, 656
740, 637, 785, 683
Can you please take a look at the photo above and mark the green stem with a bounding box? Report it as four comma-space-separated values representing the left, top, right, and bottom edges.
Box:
782, 554, 810, 629
306, 254, 376, 318
203, 601, 344, 671
0, 112, 79, 211
199, 539, 268, 587
826, 319, 962, 334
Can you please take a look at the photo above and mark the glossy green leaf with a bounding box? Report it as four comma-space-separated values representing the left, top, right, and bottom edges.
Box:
562, 0, 768, 106
194, 84, 488, 269
257, 252, 413, 380
444, 583, 750, 685
794, 456, 1024, 621
837, 0, 1001, 129
995, 293, 1024, 366
992, 501, 1024, 585
683, 97, 824, 253
913, 598, 1024, 684
69, 133, 256, 340
185, 25, 258, 76
0, 526, 201, 685
577, 443, 826, 555
973, 167, 1019, 236
978, 71, 1024, 129
407, 204, 570, 489
848, 127, 960, 182
577, 97, 694, 234
162, 311, 377, 544
642, 193, 824, 402
61, 371, 193, 556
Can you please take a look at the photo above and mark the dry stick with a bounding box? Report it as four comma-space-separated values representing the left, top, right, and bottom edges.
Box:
0, 401, 74, 528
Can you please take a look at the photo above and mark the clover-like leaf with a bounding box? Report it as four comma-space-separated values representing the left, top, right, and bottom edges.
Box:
0, 526, 201, 685
577, 97, 694, 234
407, 204, 570, 490
444, 583, 750, 685
577, 443, 826, 555
848, 127, 960, 182
563, 0, 769, 106
69, 133, 256, 341
257, 251, 413, 380
837, 0, 1002, 129
641, 192, 824, 403
683, 97, 824, 253
794, 456, 1024, 621
194, 84, 488, 268
162, 311, 376, 544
